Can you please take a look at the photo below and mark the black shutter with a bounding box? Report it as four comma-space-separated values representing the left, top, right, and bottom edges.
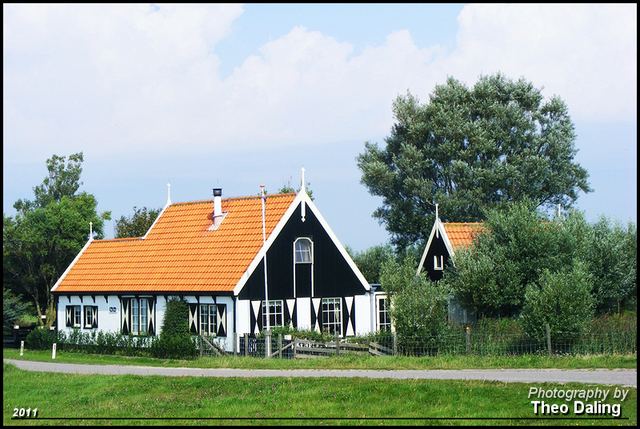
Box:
66, 306, 73, 327
147, 299, 155, 335
216, 304, 227, 337
92, 306, 98, 329
189, 304, 199, 334
121, 298, 130, 334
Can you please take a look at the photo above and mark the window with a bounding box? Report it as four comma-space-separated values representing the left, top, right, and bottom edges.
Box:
294, 238, 312, 263
434, 255, 444, 270
84, 306, 98, 329
321, 298, 341, 336
132, 299, 139, 334
200, 304, 217, 336
130, 298, 149, 335
66, 305, 82, 328
74, 306, 82, 327
262, 300, 283, 329
377, 297, 391, 332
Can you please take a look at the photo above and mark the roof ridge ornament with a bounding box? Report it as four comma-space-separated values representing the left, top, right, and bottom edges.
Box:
167, 183, 171, 206
300, 167, 306, 222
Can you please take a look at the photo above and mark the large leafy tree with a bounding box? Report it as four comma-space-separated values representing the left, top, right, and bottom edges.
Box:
3, 153, 111, 326
446, 199, 590, 318
115, 206, 161, 238
583, 216, 637, 315
357, 73, 592, 249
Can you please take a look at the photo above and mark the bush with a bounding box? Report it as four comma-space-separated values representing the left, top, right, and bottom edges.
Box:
520, 261, 595, 341
150, 297, 196, 359
25, 327, 56, 350
150, 334, 197, 360
381, 254, 450, 339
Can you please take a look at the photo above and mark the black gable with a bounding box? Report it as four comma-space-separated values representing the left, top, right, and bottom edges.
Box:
238, 202, 367, 301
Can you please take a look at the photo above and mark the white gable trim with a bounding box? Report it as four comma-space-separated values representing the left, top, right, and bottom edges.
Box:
142, 200, 172, 240
51, 238, 93, 292
233, 191, 370, 296
416, 218, 455, 275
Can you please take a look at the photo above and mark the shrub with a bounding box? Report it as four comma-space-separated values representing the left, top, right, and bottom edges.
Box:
150, 297, 196, 359
520, 261, 595, 341
25, 327, 56, 350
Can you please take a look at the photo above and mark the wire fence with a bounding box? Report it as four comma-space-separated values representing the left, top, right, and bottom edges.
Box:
225, 327, 637, 359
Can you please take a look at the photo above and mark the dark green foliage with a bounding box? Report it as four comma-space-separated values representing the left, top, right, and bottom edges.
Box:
114, 206, 161, 238
55, 329, 152, 356
150, 334, 197, 360
447, 200, 636, 320
150, 297, 196, 359
583, 216, 637, 314
3, 152, 111, 326
346, 243, 393, 284
357, 73, 591, 250
3, 289, 32, 335
160, 297, 190, 337
520, 262, 595, 340
447, 199, 591, 318
25, 327, 57, 350
380, 253, 450, 339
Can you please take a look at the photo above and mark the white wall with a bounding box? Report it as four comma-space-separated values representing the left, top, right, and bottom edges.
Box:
56, 295, 121, 334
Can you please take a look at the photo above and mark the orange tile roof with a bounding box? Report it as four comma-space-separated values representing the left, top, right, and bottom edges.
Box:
442, 222, 485, 251
53, 193, 297, 294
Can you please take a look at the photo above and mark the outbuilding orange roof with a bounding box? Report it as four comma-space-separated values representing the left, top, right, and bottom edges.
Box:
442, 222, 485, 251
53, 193, 297, 294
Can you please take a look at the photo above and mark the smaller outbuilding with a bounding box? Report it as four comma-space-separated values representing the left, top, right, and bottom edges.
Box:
416, 209, 484, 323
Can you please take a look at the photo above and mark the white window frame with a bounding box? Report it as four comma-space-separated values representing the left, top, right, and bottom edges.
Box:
294, 238, 313, 264
140, 299, 148, 334
377, 297, 391, 332
84, 306, 93, 328
262, 300, 284, 329
200, 304, 217, 336
434, 255, 444, 271
321, 297, 342, 336
130, 298, 149, 335
74, 306, 82, 328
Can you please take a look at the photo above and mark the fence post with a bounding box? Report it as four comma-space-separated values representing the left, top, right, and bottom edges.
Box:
336, 331, 340, 357
293, 338, 297, 359
52, 343, 56, 360
199, 335, 203, 358
244, 333, 248, 357
233, 332, 237, 357
265, 331, 271, 359
393, 332, 397, 357
466, 327, 471, 356
546, 324, 552, 357
278, 334, 282, 359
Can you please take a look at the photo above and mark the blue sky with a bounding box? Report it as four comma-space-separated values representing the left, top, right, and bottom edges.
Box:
3, 4, 637, 252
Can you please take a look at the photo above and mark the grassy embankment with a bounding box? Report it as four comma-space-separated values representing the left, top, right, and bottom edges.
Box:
3, 349, 637, 426
3, 347, 637, 370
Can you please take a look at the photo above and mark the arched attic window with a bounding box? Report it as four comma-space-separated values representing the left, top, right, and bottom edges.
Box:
294, 237, 313, 264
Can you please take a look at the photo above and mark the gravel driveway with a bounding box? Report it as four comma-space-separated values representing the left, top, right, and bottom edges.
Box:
4, 359, 636, 387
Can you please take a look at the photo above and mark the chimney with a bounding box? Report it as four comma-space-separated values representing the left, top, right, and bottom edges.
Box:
209, 188, 225, 231
213, 188, 222, 217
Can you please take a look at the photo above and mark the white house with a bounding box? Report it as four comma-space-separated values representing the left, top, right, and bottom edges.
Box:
52, 176, 389, 351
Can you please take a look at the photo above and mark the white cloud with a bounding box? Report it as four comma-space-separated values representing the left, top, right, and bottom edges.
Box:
448, 3, 637, 122
3, 3, 636, 164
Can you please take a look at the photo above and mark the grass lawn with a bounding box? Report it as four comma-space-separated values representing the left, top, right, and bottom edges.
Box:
3, 361, 636, 426
3, 347, 637, 370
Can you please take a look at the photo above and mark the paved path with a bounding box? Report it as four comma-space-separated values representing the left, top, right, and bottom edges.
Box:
4, 359, 636, 387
